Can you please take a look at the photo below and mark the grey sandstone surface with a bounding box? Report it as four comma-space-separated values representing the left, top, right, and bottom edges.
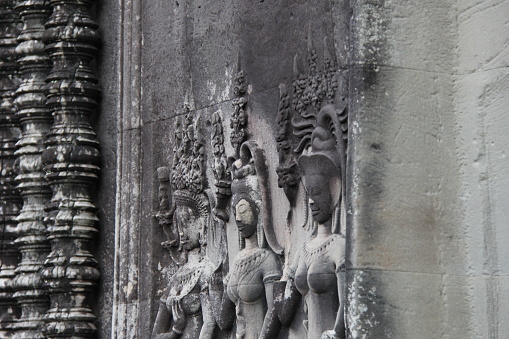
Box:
0, 0, 507, 338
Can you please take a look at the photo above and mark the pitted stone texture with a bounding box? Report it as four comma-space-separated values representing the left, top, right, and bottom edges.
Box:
349, 0, 509, 337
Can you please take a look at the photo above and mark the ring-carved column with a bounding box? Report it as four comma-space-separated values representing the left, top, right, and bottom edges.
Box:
40, 0, 100, 337
11, 0, 52, 337
0, 0, 22, 337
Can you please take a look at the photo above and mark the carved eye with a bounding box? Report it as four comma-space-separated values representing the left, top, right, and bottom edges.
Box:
237, 204, 249, 214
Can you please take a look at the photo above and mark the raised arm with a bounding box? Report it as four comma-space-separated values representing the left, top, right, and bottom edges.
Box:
259, 250, 296, 339
273, 278, 301, 326
152, 302, 171, 338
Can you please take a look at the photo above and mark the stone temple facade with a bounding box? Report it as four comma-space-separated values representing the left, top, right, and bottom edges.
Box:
0, 0, 508, 338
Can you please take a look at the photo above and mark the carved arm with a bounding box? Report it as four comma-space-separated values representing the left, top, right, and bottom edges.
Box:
199, 287, 217, 339
321, 264, 346, 339
259, 280, 282, 339
333, 267, 346, 338
273, 279, 301, 326
207, 265, 235, 331
152, 302, 184, 339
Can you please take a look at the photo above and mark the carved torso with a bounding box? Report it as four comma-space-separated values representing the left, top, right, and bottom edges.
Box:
161, 260, 214, 338
294, 234, 345, 338
227, 247, 282, 339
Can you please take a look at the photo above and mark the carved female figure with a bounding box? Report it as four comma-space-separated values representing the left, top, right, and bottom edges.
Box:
152, 190, 216, 339
264, 105, 347, 339
209, 141, 283, 339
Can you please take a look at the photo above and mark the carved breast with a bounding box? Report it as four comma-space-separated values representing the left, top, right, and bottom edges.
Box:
166, 266, 203, 315
227, 248, 281, 304
295, 234, 345, 295
230, 271, 265, 304
228, 249, 268, 304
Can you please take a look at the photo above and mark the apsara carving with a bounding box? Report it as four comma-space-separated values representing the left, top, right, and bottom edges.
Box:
153, 110, 217, 339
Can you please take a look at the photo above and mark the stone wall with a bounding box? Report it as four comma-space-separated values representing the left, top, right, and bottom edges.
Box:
348, 0, 509, 337
111, 1, 350, 338
1, 0, 508, 338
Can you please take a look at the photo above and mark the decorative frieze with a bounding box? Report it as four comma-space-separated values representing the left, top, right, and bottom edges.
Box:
39, 0, 101, 337
11, 0, 53, 337
230, 55, 249, 157
210, 111, 231, 222
291, 32, 340, 154
276, 31, 348, 214
0, 1, 22, 336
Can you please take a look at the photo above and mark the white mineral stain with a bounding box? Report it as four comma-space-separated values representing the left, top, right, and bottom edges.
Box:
123, 281, 134, 295
207, 80, 217, 101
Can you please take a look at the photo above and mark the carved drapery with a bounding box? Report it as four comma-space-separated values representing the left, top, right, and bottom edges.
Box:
0, 1, 22, 336
11, 0, 52, 337
39, 0, 100, 337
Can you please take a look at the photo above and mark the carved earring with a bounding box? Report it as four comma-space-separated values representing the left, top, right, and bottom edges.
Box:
199, 215, 208, 247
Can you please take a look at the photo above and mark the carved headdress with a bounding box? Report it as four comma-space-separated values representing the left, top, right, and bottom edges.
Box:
155, 111, 211, 265
298, 105, 346, 234
231, 141, 283, 255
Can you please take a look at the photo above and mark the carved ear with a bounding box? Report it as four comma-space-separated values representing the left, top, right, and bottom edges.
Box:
254, 200, 262, 215
330, 175, 341, 208
200, 215, 208, 247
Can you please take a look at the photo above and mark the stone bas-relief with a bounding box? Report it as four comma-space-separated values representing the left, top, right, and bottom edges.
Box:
152, 188, 216, 339
152, 114, 217, 339
152, 36, 348, 338
265, 33, 348, 339
209, 141, 282, 339
271, 106, 347, 339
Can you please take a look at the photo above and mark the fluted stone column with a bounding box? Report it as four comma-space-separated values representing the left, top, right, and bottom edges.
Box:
11, 0, 53, 337
40, 0, 100, 337
0, 1, 22, 337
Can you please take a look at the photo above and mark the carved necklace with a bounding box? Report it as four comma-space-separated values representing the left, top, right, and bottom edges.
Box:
232, 248, 269, 281
169, 265, 203, 299
302, 235, 339, 266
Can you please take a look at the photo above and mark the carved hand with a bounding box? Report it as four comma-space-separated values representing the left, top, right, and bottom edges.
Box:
208, 263, 225, 292
273, 280, 300, 327
171, 300, 187, 334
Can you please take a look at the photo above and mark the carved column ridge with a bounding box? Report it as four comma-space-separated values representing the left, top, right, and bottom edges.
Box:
40, 0, 100, 337
0, 0, 23, 337
11, 0, 52, 337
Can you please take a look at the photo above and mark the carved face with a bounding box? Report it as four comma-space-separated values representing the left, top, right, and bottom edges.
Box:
175, 205, 203, 251
234, 198, 257, 239
305, 174, 335, 224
